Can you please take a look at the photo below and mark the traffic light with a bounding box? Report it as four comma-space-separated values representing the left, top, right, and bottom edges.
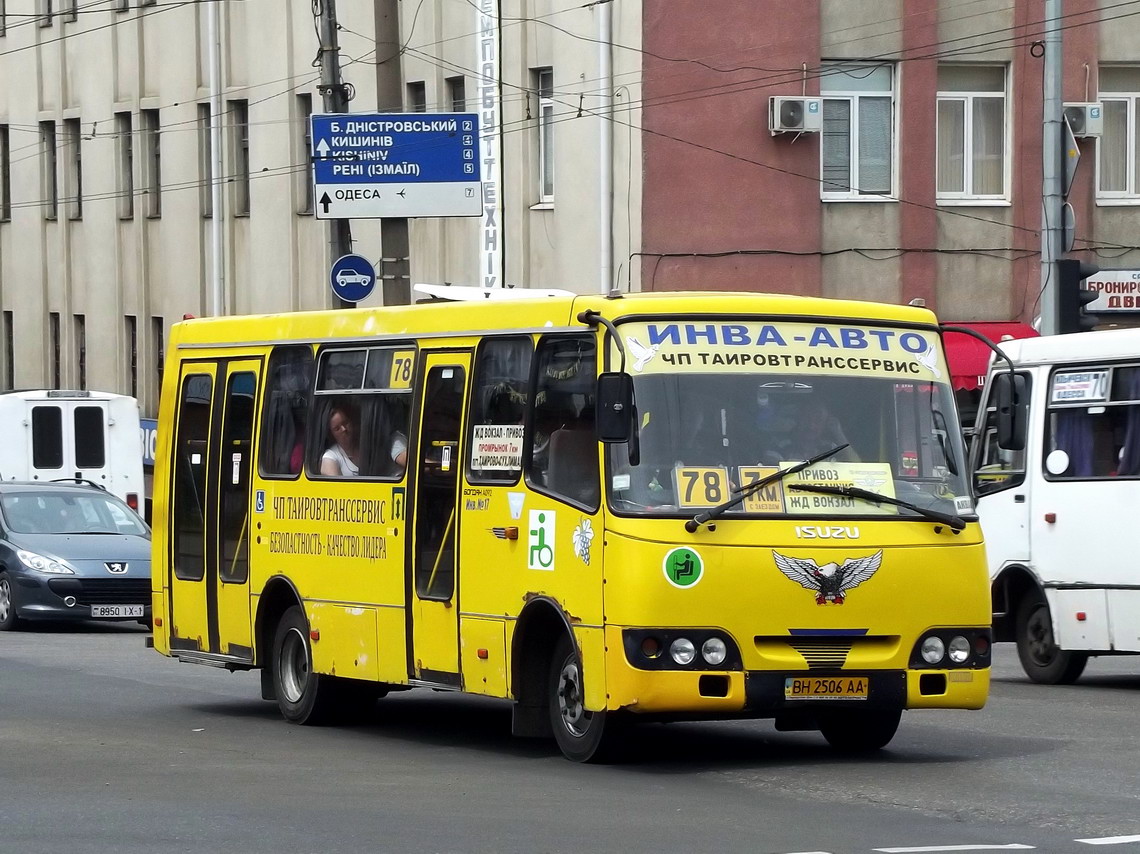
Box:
1055, 258, 1100, 334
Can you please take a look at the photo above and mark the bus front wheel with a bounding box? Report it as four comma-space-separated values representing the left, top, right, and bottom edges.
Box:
272, 605, 341, 725
818, 709, 901, 753
1015, 595, 1088, 685
548, 634, 622, 762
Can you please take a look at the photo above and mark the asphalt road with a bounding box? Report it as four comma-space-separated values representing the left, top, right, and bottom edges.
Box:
2, 623, 1138, 854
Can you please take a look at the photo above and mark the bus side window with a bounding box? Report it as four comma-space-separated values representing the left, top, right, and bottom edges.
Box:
527, 334, 600, 509
466, 336, 533, 484
974, 385, 1030, 496
258, 346, 315, 478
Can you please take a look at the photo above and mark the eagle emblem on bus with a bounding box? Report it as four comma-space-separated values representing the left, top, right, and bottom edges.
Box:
772, 550, 883, 605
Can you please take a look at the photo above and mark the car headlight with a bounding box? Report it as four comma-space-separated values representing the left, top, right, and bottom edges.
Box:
17, 549, 75, 575
920, 635, 945, 665
701, 637, 727, 666
669, 637, 696, 665
948, 635, 971, 664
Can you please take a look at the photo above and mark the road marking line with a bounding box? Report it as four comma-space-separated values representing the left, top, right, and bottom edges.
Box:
1076, 837, 1140, 846
874, 846, 1036, 853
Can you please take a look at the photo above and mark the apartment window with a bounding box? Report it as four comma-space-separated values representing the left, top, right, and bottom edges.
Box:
1, 0, 7, 36
62, 0, 76, 22
74, 315, 86, 391
297, 93, 313, 214
125, 315, 137, 398
407, 82, 427, 113
142, 109, 161, 217
1, 124, 10, 221
3, 311, 12, 389
152, 316, 164, 383
230, 99, 250, 216
198, 103, 213, 217
49, 313, 61, 389
116, 112, 134, 219
64, 118, 82, 220
41, 121, 58, 220
446, 76, 466, 112
1098, 66, 1140, 199
38, 0, 51, 27
820, 62, 894, 199
115, 0, 127, 11
535, 68, 554, 203
936, 65, 1008, 201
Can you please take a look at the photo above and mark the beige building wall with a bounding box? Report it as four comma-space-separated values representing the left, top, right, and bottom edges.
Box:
0, 1, 382, 416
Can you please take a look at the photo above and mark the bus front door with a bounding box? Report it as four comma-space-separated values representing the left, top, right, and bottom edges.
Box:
408, 352, 471, 684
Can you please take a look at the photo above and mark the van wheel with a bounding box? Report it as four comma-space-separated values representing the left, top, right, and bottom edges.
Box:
548, 634, 623, 762
0, 572, 23, 631
1015, 594, 1088, 684
819, 709, 901, 753
272, 606, 341, 724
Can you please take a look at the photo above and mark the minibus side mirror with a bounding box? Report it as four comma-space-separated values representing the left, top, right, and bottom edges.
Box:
596, 372, 634, 443
995, 372, 1027, 451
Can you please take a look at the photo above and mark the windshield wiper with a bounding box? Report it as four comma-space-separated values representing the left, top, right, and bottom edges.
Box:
685, 444, 849, 533
787, 483, 966, 531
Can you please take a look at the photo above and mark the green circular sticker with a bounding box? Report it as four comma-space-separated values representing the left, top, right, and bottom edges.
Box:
663, 547, 703, 589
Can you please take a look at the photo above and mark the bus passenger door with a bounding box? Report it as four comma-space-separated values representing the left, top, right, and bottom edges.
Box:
167, 365, 218, 650
212, 362, 260, 660
408, 352, 471, 683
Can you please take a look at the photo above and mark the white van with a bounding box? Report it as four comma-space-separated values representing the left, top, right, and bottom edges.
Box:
0, 390, 145, 513
971, 328, 1140, 683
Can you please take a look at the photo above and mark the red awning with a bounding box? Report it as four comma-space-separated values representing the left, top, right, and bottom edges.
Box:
943, 322, 1039, 391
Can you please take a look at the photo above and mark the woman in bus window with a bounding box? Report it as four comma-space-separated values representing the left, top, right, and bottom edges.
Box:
321, 404, 361, 476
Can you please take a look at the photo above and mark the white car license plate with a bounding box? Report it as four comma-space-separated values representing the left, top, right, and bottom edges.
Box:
91, 604, 144, 618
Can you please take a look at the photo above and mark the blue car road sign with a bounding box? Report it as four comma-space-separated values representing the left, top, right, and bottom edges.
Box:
311, 112, 482, 219
330, 254, 376, 303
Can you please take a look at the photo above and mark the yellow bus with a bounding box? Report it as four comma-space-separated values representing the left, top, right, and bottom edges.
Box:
151, 290, 991, 762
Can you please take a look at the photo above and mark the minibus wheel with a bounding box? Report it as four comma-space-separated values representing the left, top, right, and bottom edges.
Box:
548, 634, 623, 762
272, 605, 341, 724
1015, 594, 1088, 684
818, 709, 901, 753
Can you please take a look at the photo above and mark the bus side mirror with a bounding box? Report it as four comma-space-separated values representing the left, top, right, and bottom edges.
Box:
596, 372, 634, 443
995, 373, 1027, 451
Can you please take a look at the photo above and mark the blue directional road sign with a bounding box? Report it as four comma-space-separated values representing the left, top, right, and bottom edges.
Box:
311, 112, 482, 219
330, 254, 377, 303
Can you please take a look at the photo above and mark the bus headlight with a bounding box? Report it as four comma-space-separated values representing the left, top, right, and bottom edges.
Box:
701, 637, 727, 666
920, 635, 945, 664
669, 638, 696, 665
948, 635, 971, 664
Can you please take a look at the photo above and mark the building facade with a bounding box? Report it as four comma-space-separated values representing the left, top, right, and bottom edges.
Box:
2, 0, 1139, 418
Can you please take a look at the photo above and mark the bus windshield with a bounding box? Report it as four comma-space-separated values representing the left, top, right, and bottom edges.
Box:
607, 322, 970, 521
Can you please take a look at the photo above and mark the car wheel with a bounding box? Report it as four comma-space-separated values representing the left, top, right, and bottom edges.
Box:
1015, 594, 1088, 685
0, 571, 23, 631
818, 709, 902, 753
548, 634, 624, 762
271, 605, 342, 725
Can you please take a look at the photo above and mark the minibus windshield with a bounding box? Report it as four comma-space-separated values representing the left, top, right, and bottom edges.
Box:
607, 320, 970, 521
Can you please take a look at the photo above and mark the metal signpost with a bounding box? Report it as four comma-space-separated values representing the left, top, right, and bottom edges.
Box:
311, 112, 483, 220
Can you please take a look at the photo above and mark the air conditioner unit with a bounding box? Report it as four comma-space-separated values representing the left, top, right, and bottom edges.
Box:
1063, 102, 1104, 137
769, 96, 823, 135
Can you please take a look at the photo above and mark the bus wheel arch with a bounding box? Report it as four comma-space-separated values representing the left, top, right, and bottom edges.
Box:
992, 564, 1040, 643
1014, 589, 1088, 685
509, 597, 569, 739
254, 576, 304, 701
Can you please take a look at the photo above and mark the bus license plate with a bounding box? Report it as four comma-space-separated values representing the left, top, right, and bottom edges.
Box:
784, 676, 868, 700
91, 605, 144, 618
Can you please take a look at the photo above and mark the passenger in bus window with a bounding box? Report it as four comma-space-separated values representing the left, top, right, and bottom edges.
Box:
756, 396, 854, 464
321, 404, 361, 477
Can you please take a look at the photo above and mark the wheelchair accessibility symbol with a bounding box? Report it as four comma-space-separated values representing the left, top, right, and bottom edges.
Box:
528, 509, 555, 570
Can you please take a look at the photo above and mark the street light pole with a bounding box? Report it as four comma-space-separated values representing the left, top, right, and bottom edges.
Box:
316, 0, 354, 309
1039, 0, 1064, 335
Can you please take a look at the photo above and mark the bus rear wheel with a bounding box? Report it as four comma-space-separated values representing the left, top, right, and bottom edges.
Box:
818, 709, 901, 753
548, 634, 622, 763
272, 605, 342, 725
1015, 595, 1088, 685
